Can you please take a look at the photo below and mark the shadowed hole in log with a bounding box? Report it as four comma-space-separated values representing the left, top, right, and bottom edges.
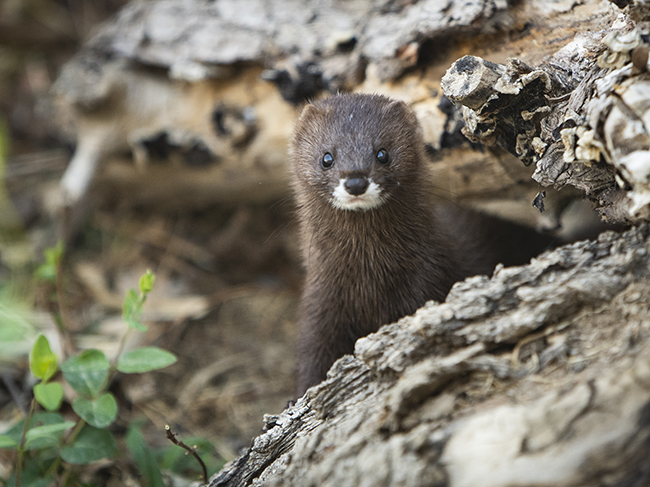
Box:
137, 132, 220, 167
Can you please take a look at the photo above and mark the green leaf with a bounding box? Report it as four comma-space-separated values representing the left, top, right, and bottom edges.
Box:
72, 393, 117, 429
24, 421, 76, 449
34, 262, 56, 282
61, 349, 109, 398
138, 270, 155, 294
2, 412, 65, 441
29, 335, 58, 382
60, 425, 117, 464
34, 382, 63, 411
45, 241, 64, 266
35, 242, 64, 283
117, 347, 177, 374
2, 412, 67, 452
122, 289, 147, 331
126, 424, 164, 487
0, 434, 18, 449
6, 458, 55, 487
0, 289, 33, 360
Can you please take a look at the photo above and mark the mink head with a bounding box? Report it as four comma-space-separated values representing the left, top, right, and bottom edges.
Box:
289, 93, 426, 212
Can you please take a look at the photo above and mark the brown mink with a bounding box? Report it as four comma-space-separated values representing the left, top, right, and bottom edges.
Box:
290, 93, 554, 396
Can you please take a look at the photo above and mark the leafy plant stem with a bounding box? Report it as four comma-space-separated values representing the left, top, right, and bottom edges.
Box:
45, 419, 86, 479
54, 257, 74, 359
113, 327, 133, 369
15, 398, 37, 487
100, 326, 134, 393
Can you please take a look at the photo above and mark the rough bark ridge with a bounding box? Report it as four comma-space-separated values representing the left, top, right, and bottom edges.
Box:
211, 225, 650, 487
53, 0, 508, 208
442, 1, 650, 223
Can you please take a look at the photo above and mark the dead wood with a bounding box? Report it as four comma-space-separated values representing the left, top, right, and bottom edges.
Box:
210, 224, 650, 487
51, 0, 622, 234
442, 2, 650, 223
204, 1, 650, 486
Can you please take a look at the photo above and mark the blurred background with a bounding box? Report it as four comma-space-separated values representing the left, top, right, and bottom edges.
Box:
0, 0, 302, 483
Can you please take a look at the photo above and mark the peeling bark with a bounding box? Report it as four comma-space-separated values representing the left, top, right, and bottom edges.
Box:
441, 1, 650, 223
52, 0, 619, 234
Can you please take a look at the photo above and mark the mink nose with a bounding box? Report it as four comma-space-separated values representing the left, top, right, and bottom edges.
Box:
344, 178, 369, 196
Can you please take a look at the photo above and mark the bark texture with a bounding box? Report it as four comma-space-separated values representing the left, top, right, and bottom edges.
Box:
52, 0, 621, 232
442, 3, 650, 223
211, 224, 650, 487
55, 0, 512, 207
204, 1, 650, 485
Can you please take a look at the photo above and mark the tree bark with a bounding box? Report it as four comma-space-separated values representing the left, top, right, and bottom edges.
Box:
52, 0, 628, 231
441, 16, 650, 224
211, 224, 650, 487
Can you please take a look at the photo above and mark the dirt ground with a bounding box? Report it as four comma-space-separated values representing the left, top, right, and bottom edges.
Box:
0, 1, 302, 483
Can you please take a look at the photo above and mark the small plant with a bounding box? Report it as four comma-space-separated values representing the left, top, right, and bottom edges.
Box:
0, 259, 179, 486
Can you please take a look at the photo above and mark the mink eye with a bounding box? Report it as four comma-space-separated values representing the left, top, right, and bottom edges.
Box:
321, 152, 334, 169
376, 148, 390, 165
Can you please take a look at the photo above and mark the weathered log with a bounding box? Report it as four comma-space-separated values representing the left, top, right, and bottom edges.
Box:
51, 0, 619, 233
441, 3, 650, 223
54, 0, 512, 206
204, 2, 650, 486
210, 224, 650, 487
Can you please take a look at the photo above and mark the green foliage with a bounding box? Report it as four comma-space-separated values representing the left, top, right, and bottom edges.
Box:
24, 421, 75, 450
126, 424, 165, 487
0, 435, 19, 448
117, 346, 177, 373
122, 288, 147, 331
61, 349, 110, 398
123, 269, 155, 332
33, 383, 63, 412
60, 425, 117, 464
72, 394, 117, 429
139, 269, 156, 294
34, 242, 63, 283
29, 335, 63, 413
0, 288, 34, 361
2, 266, 190, 486
29, 335, 57, 382
3, 411, 72, 452
8, 466, 54, 487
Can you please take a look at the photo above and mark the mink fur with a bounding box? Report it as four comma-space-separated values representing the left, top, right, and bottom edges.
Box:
290, 93, 554, 396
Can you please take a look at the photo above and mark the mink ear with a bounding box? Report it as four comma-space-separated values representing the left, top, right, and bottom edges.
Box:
290, 102, 324, 153
384, 98, 418, 126
297, 102, 323, 124
384, 98, 409, 116
386, 99, 408, 111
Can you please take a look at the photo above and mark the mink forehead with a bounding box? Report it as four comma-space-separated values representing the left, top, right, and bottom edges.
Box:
317, 106, 411, 153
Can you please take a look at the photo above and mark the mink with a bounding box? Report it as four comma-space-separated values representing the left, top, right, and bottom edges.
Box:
289, 93, 554, 396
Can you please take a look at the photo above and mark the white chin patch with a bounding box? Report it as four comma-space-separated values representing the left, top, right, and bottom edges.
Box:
331, 179, 384, 211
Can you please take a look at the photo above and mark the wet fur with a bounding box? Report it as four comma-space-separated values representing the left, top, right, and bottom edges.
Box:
290, 93, 554, 396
